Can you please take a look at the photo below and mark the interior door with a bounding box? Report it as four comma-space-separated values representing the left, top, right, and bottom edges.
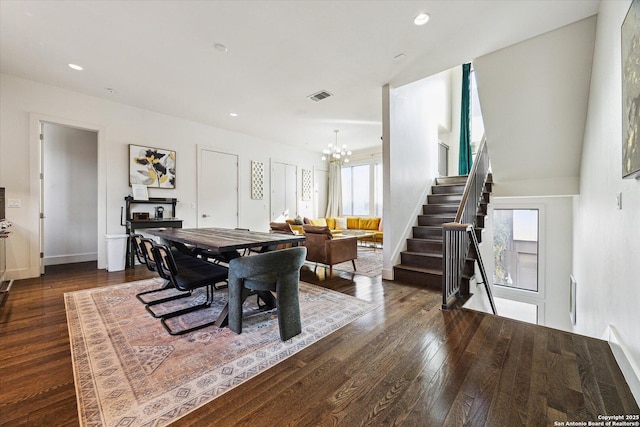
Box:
271, 161, 297, 221
198, 148, 238, 228
314, 168, 328, 218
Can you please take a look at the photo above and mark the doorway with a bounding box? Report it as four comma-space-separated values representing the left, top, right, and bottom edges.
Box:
41, 123, 98, 270
271, 161, 297, 221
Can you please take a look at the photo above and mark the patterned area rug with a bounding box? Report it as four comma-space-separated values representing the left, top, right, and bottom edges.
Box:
65, 279, 377, 427
331, 247, 382, 277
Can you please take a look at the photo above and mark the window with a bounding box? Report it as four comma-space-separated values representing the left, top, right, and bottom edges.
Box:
341, 164, 370, 216
470, 69, 485, 152
493, 209, 539, 292
374, 162, 383, 217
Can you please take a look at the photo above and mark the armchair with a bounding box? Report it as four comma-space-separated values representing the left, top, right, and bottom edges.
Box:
302, 225, 357, 277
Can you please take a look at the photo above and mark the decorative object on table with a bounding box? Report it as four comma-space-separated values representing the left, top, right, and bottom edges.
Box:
132, 212, 150, 220
65, 278, 377, 427
129, 144, 176, 188
154, 206, 164, 219
250, 160, 264, 199
321, 130, 352, 165
301, 168, 312, 200
131, 183, 149, 200
622, 0, 640, 179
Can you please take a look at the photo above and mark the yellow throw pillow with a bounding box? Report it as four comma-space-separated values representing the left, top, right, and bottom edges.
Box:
326, 217, 336, 229
310, 218, 327, 227
346, 217, 360, 229
359, 217, 381, 231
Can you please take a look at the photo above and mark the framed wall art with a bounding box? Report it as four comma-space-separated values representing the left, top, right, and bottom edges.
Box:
251, 160, 264, 199
129, 144, 176, 188
622, 0, 640, 179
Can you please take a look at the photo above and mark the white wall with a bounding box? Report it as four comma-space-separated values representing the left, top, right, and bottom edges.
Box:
43, 123, 98, 265
383, 70, 451, 278
573, 0, 640, 401
474, 17, 597, 197
0, 74, 323, 279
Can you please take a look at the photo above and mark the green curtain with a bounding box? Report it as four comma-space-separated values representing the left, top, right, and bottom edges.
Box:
458, 63, 473, 175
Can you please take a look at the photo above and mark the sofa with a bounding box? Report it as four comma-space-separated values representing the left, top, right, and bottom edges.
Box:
303, 216, 383, 245
302, 225, 358, 277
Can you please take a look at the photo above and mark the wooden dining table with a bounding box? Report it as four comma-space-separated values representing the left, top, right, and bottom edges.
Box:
144, 227, 306, 327
145, 227, 305, 259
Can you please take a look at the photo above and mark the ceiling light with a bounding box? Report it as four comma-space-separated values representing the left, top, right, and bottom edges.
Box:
229, 112, 238, 117
322, 130, 351, 164
394, 53, 406, 61
414, 12, 430, 26
214, 43, 228, 53
105, 87, 116, 94
68, 63, 83, 71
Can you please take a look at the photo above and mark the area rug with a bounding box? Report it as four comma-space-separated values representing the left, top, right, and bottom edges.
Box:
65, 279, 377, 427
331, 247, 382, 277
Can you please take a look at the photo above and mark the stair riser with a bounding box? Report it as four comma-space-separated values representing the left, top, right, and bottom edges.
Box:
435, 176, 468, 185
412, 227, 443, 240
400, 252, 442, 270
418, 215, 456, 226
393, 267, 441, 289
432, 184, 465, 195
407, 239, 442, 253
422, 205, 459, 215
427, 194, 462, 204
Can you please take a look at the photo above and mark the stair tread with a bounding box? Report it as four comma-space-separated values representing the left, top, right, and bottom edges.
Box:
394, 264, 442, 275
402, 251, 442, 258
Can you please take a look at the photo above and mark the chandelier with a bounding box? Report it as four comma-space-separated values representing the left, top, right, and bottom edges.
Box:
321, 130, 352, 164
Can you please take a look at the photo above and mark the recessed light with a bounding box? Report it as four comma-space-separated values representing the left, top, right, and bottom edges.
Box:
214, 43, 228, 53
229, 112, 238, 117
394, 53, 406, 61
414, 12, 430, 26
105, 87, 116, 94
68, 63, 83, 71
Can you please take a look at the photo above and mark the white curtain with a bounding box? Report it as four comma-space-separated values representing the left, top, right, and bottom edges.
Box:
325, 162, 342, 217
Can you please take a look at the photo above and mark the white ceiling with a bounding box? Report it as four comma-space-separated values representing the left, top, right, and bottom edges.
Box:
0, 0, 600, 154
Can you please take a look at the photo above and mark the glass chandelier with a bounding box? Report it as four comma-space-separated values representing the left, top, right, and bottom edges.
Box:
321, 130, 352, 164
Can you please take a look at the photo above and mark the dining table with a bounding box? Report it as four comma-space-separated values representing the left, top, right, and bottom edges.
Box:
144, 227, 306, 327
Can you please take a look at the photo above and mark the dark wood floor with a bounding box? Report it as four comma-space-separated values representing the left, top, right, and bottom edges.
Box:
1, 262, 637, 426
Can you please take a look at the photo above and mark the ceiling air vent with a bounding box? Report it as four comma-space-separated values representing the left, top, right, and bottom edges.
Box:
307, 90, 333, 102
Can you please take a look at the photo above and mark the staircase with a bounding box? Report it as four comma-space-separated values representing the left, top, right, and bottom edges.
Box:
393, 174, 493, 289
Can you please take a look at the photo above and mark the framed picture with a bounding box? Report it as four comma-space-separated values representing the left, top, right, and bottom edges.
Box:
622, 0, 640, 179
129, 144, 176, 188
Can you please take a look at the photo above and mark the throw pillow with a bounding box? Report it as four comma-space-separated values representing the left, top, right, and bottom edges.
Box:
310, 218, 327, 227
335, 217, 347, 230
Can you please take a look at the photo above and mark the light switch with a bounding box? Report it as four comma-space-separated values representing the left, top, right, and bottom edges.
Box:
8, 199, 21, 208
616, 192, 622, 210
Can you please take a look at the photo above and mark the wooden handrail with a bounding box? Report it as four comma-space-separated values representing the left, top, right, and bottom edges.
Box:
454, 136, 487, 223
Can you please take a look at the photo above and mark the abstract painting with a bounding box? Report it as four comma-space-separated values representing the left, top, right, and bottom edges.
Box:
129, 145, 176, 188
622, 0, 640, 179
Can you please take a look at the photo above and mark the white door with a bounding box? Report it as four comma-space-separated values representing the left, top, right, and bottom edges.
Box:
198, 148, 238, 228
271, 161, 297, 221
315, 168, 328, 218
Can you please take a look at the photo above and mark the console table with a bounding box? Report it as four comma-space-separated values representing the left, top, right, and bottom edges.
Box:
122, 196, 183, 268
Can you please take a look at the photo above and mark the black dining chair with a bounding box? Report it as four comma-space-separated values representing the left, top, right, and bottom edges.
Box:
152, 243, 229, 335
227, 246, 306, 341
134, 235, 201, 310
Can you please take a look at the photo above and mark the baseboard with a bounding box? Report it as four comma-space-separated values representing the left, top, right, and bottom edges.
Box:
382, 268, 393, 280
608, 325, 640, 405
44, 252, 98, 266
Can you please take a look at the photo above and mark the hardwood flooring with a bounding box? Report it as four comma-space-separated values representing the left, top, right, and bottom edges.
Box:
0, 262, 637, 426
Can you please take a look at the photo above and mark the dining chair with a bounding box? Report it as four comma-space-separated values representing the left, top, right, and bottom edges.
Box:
152, 243, 229, 335
227, 246, 306, 341
132, 234, 187, 304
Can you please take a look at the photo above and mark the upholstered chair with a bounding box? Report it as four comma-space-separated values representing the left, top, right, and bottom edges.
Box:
228, 246, 307, 341
302, 225, 357, 277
